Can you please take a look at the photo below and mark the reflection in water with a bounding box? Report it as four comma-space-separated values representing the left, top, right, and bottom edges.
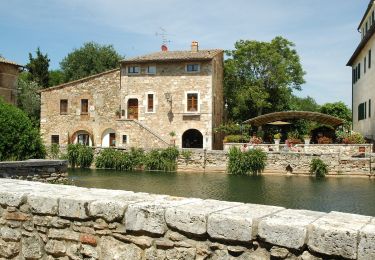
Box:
69, 169, 375, 216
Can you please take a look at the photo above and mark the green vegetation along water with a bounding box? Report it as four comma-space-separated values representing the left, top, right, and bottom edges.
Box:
68, 168, 375, 216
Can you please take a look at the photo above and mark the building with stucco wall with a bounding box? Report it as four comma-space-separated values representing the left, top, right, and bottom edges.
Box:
348, 0, 375, 139
0, 57, 22, 105
40, 42, 224, 150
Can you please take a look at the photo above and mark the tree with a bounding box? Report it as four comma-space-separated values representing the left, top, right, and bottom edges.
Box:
0, 98, 45, 161
224, 37, 306, 122
320, 102, 352, 128
49, 69, 65, 86
17, 78, 42, 125
60, 42, 123, 82
289, 95, 320, 112
26, 48, 50, 88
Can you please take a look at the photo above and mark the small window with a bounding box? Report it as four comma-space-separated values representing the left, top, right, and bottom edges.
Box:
60, 99, 68, 114
187, 93, 198, 112
147, 94, 154, 112
369, 99, 372, 118
186, 64, 200, 72
372, 11, 375, 23
122, 135, 128, 144
81, 99, 88, 114
358, 63, 361, 80
365, 57, 367, 74
77, 134, 90, 146
109, 133, 116, 147
51, 135, 59, 144
369, 49, 372, 69
147, 66, 156, 74
128, 66, 140, 74
358, 102, 367, 121
366, 22, 368, 32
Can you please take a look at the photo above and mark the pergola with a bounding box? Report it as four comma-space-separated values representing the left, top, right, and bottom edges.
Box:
243, 111, 344, 127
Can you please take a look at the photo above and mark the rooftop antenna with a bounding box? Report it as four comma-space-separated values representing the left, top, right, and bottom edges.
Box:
155, 27, 173, 51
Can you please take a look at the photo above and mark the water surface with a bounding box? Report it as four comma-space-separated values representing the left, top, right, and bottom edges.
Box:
69, 169, 375, 216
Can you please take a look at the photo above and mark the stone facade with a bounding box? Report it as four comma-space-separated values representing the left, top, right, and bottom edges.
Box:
40, 43, 224, 150
0, 159, 68, 182
0, 58, 22, 105
0, 179, 373, 259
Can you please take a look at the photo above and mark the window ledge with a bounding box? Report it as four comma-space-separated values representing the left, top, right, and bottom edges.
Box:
183, 112, 201, 115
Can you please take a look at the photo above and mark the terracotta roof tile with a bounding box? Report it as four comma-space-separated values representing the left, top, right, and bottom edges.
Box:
121, 49, 223, 63
0, 57, 23, 67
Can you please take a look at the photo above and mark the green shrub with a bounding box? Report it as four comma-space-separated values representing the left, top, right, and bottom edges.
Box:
144, 147, 179, 172
223, 135, 249, 143
0, 98, 46, 161
67, 144, 93, 168
227, 147, 267, 176
310, 158, 328, 178
181, 150, 192, 160
95, 147, 144, 171
50, 144, 60, 159
344, 132, 365, 144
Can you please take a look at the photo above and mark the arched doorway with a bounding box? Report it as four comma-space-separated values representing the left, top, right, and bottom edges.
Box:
71, 130, 93, 146
101, 128, 116, 147
127, 99, 138, 120
182, 129, 203, 148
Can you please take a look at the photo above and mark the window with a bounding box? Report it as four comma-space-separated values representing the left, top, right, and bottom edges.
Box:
369, 49, 372, 69
109, 133, 116, 147
358, 63, 361, 80
77, 134, 90, 146
60, 99, 68, 114
370, 99, 372, 118
51, 135, 59, 144
81, 99, 88, 114
187, 93, 198, 112
358, 102, 367, 121
365, 57, 367, 74
128, 66, 140, 74
186, 64, 200, 72
122, 135, 128, 144
353, 69, 356, 84
147, 66, 156, 74
366, 22, 369, 32
147, 94, 154, 112
373, 11, 375, 24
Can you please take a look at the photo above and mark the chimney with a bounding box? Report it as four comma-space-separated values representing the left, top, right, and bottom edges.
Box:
161, 44, 168, 52
191, 41, 199, 52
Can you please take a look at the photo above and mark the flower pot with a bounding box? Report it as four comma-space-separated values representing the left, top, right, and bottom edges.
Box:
274, 139, 280, 145
304, 138, 311, 145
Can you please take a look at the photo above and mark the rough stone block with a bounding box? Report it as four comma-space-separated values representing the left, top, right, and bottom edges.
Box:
89, 199, 128, 222
22, 235, 44, 259
0, 191, 26, 207
257, 209, 325, 249
125, 197, 199, 235
0, 238, 20, 258
28, 194, 59, 215
358, 218, 375, 260
59, 196, 95, 219
165, 199, 241, 235
0, 226, 21, 242
308, 211, 371, 259
100, 236, 142, 259
45, 239, 66, 256
48, 229, 80, 241
207, 203, 284, 242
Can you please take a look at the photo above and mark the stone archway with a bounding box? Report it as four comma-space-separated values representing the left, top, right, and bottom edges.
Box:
70, 130, 93, 146
101, 128, 116, 147
182, 129, 203, 148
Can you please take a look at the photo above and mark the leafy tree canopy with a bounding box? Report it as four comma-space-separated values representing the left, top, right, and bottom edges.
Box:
0, 98, 45, 161
26, 47, 50, 88
319, 102, 352, 128
224, 36, 305, 122
48, 69, 65, 86
17, 78, 42, 125
289, 95, 320, 112
60, 42, 123, 82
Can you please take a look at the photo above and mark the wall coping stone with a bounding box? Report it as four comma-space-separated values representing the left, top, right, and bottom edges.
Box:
0, 159, 67, 168
0, 179, 373, 259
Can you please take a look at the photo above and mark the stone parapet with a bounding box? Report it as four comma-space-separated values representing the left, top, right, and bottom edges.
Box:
0, 159, 68, 183
0, 179, 373, 259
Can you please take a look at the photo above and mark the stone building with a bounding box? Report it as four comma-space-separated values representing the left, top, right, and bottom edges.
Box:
348, 0, 375, 139
0, 57, 22, 105
40, 42, 224, 150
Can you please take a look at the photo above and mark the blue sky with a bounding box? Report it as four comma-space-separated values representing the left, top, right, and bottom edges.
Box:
0, 0, 369, 105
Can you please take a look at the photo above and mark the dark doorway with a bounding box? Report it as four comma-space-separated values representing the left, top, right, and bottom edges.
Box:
109, 133, 116, 147
127, 99, 139, 120
182, 129, 203, 148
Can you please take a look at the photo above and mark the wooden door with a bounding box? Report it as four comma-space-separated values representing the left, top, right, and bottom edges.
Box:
109, 133, 116, 147
127, 99, 138, 120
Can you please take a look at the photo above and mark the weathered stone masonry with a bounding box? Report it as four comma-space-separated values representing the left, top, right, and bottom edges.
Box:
0, 179, 374, 259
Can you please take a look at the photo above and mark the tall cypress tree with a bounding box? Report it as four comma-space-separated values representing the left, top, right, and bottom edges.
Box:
26, 48, 50, 88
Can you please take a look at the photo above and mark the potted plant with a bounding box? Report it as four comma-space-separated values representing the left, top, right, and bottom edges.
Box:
303, 134, 311, 145
128, 108, 136, 119
273, 133, 282, 145
169, 131, 176, 146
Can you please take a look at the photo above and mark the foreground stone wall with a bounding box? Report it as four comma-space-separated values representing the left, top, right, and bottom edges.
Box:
0, 179, 373, 259
0, 160, 68, 182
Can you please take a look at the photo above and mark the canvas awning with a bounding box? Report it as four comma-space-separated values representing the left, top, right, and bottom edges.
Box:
243, 111, 344, 127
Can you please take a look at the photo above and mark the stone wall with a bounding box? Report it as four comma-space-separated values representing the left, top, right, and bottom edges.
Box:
0, 62, 20, 105
0, 179, 373, 259
0, 160, 68, 182
177, 149, 373, 175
